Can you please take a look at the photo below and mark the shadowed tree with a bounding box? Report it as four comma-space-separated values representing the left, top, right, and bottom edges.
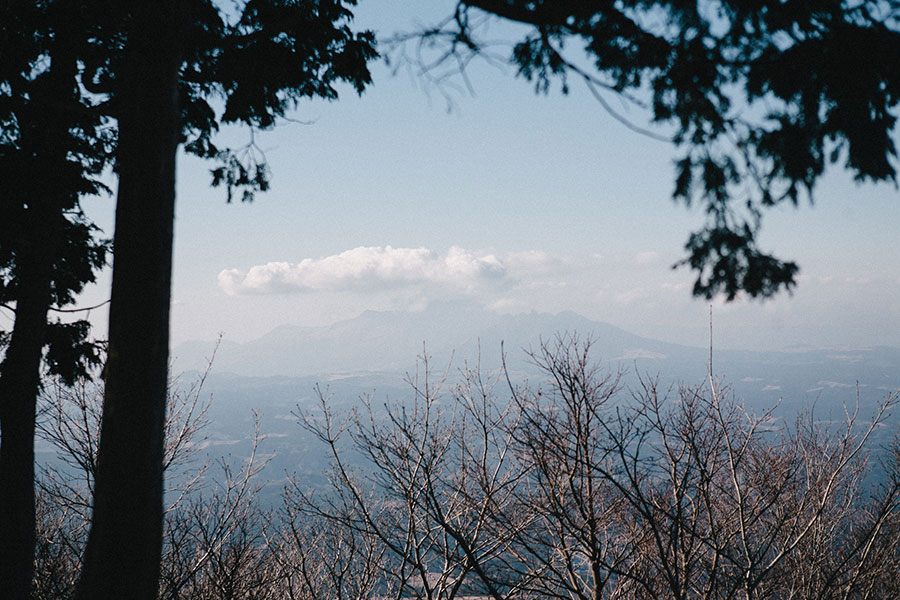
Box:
67, 2, 376, 599
391, 0, 900, 299
3, 1, 374, 596
0, 3, 109, 596
31, 353, 277, 600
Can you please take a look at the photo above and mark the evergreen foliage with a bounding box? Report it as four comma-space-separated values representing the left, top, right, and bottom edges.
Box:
402, 0, 900, 298
0, 2, 375, 598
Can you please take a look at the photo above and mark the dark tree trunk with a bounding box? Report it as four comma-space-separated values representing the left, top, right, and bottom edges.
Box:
0, 45, 78, 597
0, 215, 55, 600
75, 4, 183, 599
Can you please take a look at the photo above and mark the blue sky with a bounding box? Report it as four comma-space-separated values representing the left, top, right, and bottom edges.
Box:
74, 1, 900, 352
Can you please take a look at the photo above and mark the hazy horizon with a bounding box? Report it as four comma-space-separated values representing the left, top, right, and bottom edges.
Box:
65, 0, 899, 355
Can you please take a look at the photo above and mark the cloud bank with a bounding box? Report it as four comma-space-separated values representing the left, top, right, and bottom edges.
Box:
206, 245, 900, 351
218, 246, 508, 295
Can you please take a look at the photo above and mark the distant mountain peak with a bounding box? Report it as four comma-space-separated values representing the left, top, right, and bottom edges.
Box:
173, 303, 702, 378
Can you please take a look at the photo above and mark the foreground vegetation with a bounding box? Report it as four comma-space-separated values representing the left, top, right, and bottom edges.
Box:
35, 336, 900, 600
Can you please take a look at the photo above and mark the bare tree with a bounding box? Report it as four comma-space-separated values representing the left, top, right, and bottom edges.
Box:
36, 359, 214, 522
35, 335, 893, 600
293, 335, 900, 600
498, 336, 638, 600
157, 415, 271, 600
509, 336, 900, 600
292, 354, 528, 600
33, 347, 277, 600
34, 371, 214, 600
275, 496, 388, 600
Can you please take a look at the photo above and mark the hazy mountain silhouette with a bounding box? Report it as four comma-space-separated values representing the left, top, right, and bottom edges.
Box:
168, 302, 900, 500
173, 301, 900, 424
172, 300, 704, 377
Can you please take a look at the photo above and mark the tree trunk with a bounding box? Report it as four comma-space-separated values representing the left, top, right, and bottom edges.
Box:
0, 45, 77, 596
0, 215, 55, 600
74, 4, 182, 598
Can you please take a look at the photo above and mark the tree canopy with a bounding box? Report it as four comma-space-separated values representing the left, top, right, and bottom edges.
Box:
0, 3, 113, 594
397, 0, 900, 299
70, 1, 375, 596
0, 0, 110, 380
1, 1, 376, 598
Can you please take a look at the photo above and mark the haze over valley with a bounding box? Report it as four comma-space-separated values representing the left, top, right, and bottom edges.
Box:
161, 302, 900, 499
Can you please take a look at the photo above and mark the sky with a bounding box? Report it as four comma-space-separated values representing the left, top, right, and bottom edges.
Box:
73, 1, 900, 353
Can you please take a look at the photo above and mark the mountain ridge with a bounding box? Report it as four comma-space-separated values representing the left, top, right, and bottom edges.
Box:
172, 303, 900, 411
172, 302, 704, 377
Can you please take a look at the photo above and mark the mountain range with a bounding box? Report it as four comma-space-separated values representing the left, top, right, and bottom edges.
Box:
159, 303, 900, 499
174, 301, 900, 419
173, 301, 708, 378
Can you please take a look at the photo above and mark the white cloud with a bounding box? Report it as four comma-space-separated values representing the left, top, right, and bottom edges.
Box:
219, 245, 508, 296
195, 243, 900, 352
216, 245, 701, 339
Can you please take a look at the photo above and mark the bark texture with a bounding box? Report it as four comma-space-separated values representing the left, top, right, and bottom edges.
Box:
75, 4, 183, 598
